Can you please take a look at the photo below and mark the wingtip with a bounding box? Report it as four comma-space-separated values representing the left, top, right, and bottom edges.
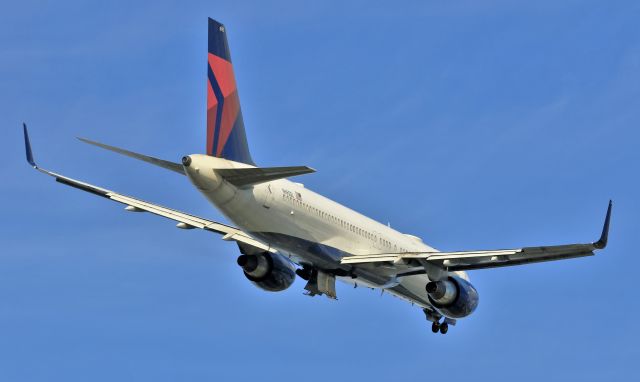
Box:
77, 136, 103, 147
22, 123, 37, 168
594, 200, 613, 249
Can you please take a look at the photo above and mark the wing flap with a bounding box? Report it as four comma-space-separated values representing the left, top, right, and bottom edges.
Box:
57, 172, 273, 252
429, 245, 595, 271
341, 249, 521, 264
343, 246, 596, 271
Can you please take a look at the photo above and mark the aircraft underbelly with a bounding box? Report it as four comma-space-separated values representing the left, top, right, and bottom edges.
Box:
198, 181, 433, 307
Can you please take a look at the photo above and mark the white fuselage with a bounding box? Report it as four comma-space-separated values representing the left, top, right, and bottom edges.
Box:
184, 154, 462, 308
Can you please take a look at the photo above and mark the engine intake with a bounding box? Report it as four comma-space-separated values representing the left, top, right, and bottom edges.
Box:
426, 276, 479, 318
237, 252, 296, 292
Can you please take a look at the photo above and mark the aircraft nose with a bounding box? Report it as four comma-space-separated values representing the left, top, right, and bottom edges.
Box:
182, 155, 192, 167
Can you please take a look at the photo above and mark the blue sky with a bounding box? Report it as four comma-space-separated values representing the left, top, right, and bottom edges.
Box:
2, 1, 639, 381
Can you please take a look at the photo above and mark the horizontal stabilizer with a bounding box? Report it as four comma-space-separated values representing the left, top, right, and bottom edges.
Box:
217, 166, 315, 187
78, 137, 185, 175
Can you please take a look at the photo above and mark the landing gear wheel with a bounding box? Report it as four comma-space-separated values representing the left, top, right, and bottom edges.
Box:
431, 322, 440, 333
439, 322, 448, 334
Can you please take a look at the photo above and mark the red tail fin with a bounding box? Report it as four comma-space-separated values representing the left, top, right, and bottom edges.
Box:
206, 19, 254, 165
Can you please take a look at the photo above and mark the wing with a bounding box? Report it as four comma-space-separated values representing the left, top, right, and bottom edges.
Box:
342, 201, 612, 273
23, 125, 273, 254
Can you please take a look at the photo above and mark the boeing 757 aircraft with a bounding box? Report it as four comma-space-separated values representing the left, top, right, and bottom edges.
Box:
23, 18, 611, 334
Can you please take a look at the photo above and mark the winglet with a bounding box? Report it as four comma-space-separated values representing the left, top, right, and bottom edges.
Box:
593, 200, 612, 249
23, 123, 37, 168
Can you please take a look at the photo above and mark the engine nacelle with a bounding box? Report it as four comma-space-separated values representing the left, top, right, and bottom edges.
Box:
425, 276, 479, 318
237, 252, 296, 292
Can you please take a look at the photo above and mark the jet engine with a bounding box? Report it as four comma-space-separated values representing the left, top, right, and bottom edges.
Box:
425, 276, 479, 318
237, 252, 296, 292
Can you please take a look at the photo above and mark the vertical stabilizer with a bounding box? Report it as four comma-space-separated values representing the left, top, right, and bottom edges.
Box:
206, 18, 254, 165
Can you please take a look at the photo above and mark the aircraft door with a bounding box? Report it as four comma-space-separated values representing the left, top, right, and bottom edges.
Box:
262, 183, 274, 209
373, 231, 383, 250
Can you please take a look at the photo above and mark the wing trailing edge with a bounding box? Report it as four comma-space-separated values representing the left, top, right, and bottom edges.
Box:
342, 201, 613, 272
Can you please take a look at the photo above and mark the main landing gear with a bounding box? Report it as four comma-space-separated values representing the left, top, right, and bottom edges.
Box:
423, 308, 455, 335
431, 321, 448, 334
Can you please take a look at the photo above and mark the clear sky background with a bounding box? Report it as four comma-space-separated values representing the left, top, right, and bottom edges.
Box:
1, 1, 639, 381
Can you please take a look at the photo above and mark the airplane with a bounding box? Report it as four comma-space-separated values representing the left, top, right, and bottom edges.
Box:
22, 18, 612, 334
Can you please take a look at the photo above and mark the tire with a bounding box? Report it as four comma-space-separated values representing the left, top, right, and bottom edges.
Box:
439, 322, 448, 334
431, 322, 439, 333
